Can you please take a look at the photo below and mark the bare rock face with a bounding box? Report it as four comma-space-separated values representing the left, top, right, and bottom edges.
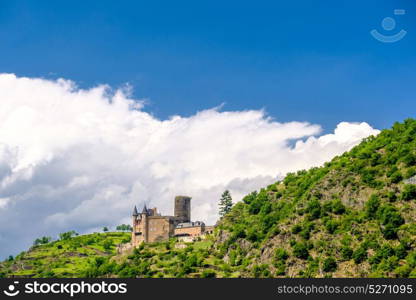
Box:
175, 243, 187, 249
404, 176, 416, 185
215, 229, 231, 245
116, 242, 133, 254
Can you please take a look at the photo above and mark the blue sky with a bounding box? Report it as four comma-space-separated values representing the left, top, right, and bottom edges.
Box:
0, 0, 415, 131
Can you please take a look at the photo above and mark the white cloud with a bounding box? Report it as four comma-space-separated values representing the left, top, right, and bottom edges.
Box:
0, 197, 10, 209
0, 74, 380, 257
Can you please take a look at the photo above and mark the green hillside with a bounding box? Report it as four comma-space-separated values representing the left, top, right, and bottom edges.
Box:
2, 118, 416, 278
0, 232, 130, 278
216, 118, 416, 277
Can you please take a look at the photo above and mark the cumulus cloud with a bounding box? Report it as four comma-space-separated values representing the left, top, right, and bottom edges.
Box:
0, 74, 379, 257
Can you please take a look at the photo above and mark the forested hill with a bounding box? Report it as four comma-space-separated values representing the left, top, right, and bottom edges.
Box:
217, 118, 416, 277
2, 119, 416, 278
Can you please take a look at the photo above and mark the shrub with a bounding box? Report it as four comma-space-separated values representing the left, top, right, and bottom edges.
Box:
390, 171, 403, 184
231, 224, 246, 241
386, 191, 397, 202
299, 229, 310, 240
376, 205, 404, 240
382, 224, 399, 239
242, 191, 257, 204
365, 194, 380, 219
340, 246, 353, 260
201, 269, 216, 278
307, 199, 322, 220
121, 236, 132, 244
394, 265, 412, 278
401, 184, 416, 201
33, 236, 52, 246
293, 242, 309, 259
275, 248, 289, 261
369, 245, 395, 265
292, 224, 302, 234
274, 261, 286, 276
301, 222, 314, 238
102, 239, 113, 251
405, 167, 416, 179
59, 231, 78, 241
252, 264, 270, 278
353, 246, 367, 264
332, 199, 346, 214
395, 243, 409, 259
325, 219, 339, 234
403, 153, 416, 167
248, 191, 268, 215
246, 228, 261, 243
322, 257, 337, 272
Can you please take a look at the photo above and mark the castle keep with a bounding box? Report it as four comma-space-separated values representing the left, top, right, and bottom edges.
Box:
131, 196, 213, 247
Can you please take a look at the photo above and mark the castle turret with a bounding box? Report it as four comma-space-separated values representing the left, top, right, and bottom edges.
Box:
132, 206, 139, 246
174, 196, 191, 223
141, 205, 149, 243
132, 205, 138, 217
142, 204, 148, 215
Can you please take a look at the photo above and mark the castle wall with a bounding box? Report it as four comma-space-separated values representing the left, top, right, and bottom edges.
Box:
147, 217, 175, 243
204, 226, 215, 234
174, 225, 204, 237
132, 216, 175, 246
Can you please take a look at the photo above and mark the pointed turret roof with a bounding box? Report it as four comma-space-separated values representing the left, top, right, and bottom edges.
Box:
132, 205, 138, 216
142, 204, 148, 214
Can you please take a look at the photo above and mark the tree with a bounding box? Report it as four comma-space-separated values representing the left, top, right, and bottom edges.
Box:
33, 236, 52, 246
103, 227, 109, 232
219, 190, 233, 217
102, 239, 113, 251
59, 231, 78, 241
116, 224, 133, 232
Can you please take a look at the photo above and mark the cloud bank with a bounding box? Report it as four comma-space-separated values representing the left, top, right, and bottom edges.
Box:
0, 74, 379, 257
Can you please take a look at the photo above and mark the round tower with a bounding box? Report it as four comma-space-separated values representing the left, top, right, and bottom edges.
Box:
174, 196, 191, 223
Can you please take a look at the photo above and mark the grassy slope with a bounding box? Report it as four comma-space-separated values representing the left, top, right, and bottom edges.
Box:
86, 237, 227, 278
2, 119, 416, 278
0, 232, 130, 278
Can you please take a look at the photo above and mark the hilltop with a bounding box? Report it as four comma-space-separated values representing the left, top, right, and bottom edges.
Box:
2, 118, 416, 278
0, 232, 130, 278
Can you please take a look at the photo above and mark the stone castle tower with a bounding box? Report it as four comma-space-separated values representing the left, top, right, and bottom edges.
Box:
174, 196, 191, 223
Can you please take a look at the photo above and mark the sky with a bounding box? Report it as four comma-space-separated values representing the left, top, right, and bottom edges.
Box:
0, 1, 414, 257
0, 0, 415, 130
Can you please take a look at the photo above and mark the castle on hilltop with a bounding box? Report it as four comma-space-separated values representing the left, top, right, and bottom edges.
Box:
131, 196, 213, 247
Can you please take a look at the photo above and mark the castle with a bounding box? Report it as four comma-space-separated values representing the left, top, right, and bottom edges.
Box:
131, 196, 213, 247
